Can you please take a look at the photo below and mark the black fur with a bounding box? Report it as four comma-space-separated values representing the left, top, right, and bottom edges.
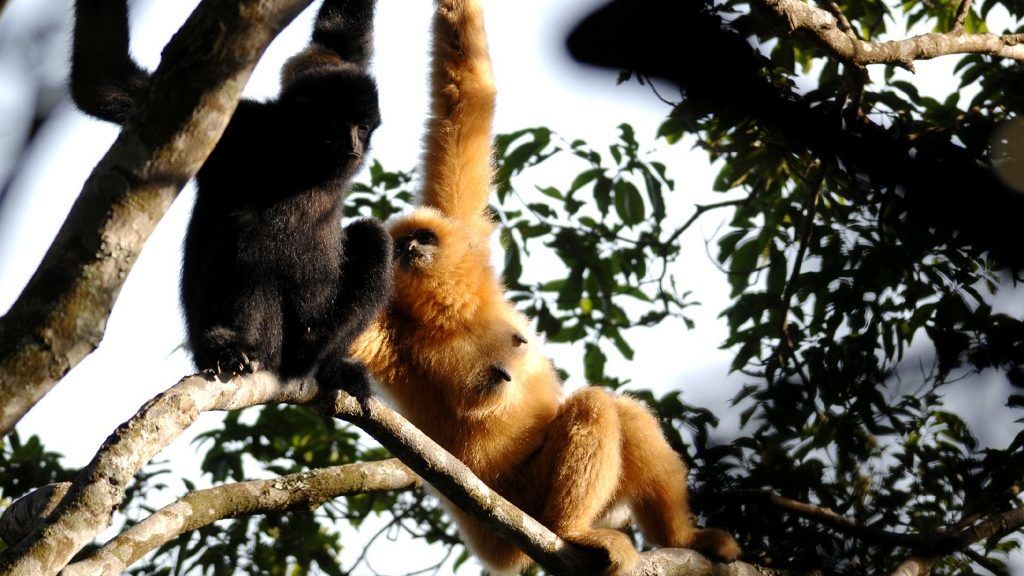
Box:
71, 0, 392, 392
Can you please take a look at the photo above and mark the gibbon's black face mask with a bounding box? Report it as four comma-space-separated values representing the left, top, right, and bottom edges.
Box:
393, 228, 439, 270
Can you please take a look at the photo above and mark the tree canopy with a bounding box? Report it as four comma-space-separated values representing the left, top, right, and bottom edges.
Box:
2, 0, 1024, 574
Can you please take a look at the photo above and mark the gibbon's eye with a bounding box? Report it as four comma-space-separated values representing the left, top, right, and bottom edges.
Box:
412, 228, 438, 245
356, 124, 371, 138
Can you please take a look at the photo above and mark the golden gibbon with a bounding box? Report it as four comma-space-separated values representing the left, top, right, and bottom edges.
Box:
350, 0, 741, 573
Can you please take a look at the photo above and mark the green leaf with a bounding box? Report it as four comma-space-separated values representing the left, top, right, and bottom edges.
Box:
611, 330, 635, 360
536, 186, 563, 200
594, 176, 613, 216
614, 180, 645, 225
570, 168, 605, 193
584, 343, 607, 383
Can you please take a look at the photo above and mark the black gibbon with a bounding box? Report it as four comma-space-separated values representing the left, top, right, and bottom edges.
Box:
349, 0, 741, 573
71, 0, 392, 391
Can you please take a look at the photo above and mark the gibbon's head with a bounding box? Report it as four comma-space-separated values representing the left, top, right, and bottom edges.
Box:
280, 46, 381, 162
388, 208, 497, 322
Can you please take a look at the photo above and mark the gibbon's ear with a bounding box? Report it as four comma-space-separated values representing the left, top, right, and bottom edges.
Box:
419, 0, 497, 225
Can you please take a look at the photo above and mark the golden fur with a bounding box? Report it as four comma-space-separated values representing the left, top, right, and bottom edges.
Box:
350, 0, 741, 572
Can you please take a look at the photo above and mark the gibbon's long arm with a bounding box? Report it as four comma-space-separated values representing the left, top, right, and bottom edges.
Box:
70, 0, 149, 124
312, 0, 375, 67
420, 0, 497, 224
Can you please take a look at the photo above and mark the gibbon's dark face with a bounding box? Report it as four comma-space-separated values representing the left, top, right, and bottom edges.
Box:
282, 73, 381, 159
393, 228, 439, 271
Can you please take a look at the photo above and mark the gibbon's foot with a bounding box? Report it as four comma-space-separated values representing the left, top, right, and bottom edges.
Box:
317, 356, 373, 412
208, 347, 260, 381
563, 529, 640, 576
685, 527, 742, 563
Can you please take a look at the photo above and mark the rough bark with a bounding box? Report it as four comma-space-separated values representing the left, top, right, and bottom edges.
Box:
0, 373, 318, 575
888, 556, 935, 576
61, 460, 417, 576
0, 483, 70, 547
0, 0, 314, 438
754, 0, 1024, 68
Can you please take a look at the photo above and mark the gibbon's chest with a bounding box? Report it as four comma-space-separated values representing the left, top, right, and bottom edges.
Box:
389, 316, 558, 425
232, 192, 344, 271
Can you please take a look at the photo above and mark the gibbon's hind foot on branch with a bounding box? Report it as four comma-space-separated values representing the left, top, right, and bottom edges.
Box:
71, 0, 392, 391
349, 0, 740, 572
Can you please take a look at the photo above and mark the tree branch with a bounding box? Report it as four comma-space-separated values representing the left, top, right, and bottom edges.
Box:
568, 0, 1024, 271
62, 460, 418, 576
953, 0, 973, 31
1, 371, 813, 576
888, 556, 935, 576
0, 483, 69, 547
0, 372, 319, 575
0, 0, 314, 438
753, 0, 1024, 69
708, 488, 1024, 557
319, 390, 815, 575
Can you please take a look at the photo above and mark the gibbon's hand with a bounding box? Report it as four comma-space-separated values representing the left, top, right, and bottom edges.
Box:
318, 355, 373, 413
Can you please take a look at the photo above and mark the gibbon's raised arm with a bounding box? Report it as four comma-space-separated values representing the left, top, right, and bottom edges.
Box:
420, 0, 497, 224
312, 0, 375, 68
70, 0, 149, 124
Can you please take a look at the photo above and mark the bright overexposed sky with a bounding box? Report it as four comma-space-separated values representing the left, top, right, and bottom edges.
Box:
1, 0, 1022, 573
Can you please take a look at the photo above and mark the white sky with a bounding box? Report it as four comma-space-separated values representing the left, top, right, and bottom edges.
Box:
0, 0, 1021, 573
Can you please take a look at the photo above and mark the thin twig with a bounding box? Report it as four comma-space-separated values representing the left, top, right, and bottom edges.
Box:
705, 488, 1024, 555
953, 0, 972, 31
773, 168, 824, 387
962, 547, 1011, 576
820, 0, 857, 39
641, 74, 680, 107
665, 198, 748, 246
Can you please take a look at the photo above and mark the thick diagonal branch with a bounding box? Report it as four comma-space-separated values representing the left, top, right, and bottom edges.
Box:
0, 0, 313, 438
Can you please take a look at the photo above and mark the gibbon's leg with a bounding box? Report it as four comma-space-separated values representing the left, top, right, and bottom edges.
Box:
421, 0, 497, 222
316, 219, 392, 397
533, 387, 640, 575
70, 0, 150, 124
614, 396, 742, 562
198, 282, 285, 378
